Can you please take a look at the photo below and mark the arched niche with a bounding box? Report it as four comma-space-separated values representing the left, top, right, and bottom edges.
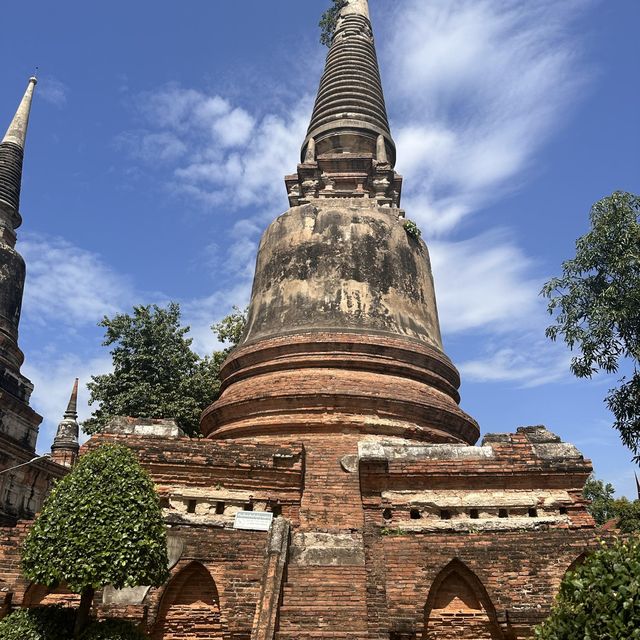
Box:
152, 562, 226, 640
424, 559, 504, 640
22, 582, 79, 608
564, 552, 588, 577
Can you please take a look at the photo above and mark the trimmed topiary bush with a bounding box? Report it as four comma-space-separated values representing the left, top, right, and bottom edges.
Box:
22, 444, 169, 637
535, 536, 640, 639
0, 605, 76, 640
80, 619, 148, 640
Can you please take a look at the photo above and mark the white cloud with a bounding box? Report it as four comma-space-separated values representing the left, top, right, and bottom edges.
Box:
382, 0, 591, 234
211, 107, 255, 148
116, 130, 187, 164
430, 231, 540, 334
458, 342, 570, 387
19, 234, 133, 327
124, 83, 312, 211
38, 76, 69, 108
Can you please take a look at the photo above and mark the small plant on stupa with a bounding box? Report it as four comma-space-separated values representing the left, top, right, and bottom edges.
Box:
21, 444, 169, 639
403, 219, 422, 240
319, 0, 348, 47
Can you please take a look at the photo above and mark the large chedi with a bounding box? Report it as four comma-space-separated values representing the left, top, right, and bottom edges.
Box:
202, 0, 478, 446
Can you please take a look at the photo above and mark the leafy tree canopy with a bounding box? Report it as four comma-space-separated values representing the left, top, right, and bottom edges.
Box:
211, 305, 247, 356
85, 303, 230, 436
535, 536, 640, 640
0, 606, 75, 640
542, 191, 640, 459
583, 475, 617, 525
583, 474, 640, 531
319, 0, 347, 47
22, 444, 168, 637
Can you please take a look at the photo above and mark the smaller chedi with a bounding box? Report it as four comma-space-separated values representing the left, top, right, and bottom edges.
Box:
0, 77, 76, 526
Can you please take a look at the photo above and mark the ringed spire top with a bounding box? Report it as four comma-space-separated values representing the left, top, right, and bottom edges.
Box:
286, 0, 402, 208
341, 0, 370, 18
0, 76, 38, 217
302, 0, 394, 165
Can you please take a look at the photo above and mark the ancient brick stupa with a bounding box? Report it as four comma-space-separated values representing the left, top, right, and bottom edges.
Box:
1, 1, 598, 638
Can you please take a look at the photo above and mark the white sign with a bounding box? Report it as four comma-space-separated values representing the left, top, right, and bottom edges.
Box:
233, 511, 274, 532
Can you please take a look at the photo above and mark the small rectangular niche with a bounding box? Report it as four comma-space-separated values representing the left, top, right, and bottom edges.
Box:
528, 507, 538, 518
187, 499, 197, 514
410, 508, 421, 520
559, 506, 568, 515
215, 501, 225, 515
244, 502, 254, 512
271, 503, 282, 517
469, 508, 479, 519
440, 510, 451, 520
498, 509, 509, 519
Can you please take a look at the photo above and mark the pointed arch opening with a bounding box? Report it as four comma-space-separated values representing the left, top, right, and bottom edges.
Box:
152, 562, 226, 640
564, 552, 588, 577
424, 559, 504, 640
22, 582, 79, 608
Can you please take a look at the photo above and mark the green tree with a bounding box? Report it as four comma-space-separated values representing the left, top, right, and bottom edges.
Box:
615, 498, 640, 534
21, 445, 169, 638
542, 191, 640, 459
582, 475, 617, 525
84, 303, 219, 436
319, 0, 347, 47
211, 305, 247, 349
535, 536, 640, 640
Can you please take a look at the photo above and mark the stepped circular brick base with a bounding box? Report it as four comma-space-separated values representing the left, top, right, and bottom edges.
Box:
201, 332, 479, 444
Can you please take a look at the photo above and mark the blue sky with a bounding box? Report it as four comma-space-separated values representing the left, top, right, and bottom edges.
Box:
1, 0, 638, 496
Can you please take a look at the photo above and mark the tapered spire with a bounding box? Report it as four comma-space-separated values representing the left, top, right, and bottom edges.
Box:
303, 0, 394, 164
0, 77, 39, 380
64, 378, 79, 418
285, 1, 402, 207
0, 76, 37, 218
51, 378, 80, 468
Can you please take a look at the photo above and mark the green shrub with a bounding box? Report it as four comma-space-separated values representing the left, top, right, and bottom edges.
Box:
80, 619, 147, 640
535, 536, 640, 639
0, 606, 75, 640
402, 219, 422, 240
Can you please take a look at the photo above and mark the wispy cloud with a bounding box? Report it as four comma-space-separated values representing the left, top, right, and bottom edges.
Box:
382, 0, 591, 234
19, 234, 133, 327
430, 230, 540, 334
121, 84, 312, 210
459, 341, 570, 387
37, 76, 69, 108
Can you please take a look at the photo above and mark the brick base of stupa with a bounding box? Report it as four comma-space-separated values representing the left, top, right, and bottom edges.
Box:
0, 421, 598, 640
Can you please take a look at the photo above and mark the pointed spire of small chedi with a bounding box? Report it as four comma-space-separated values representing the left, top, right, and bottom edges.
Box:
51, 379, 80, 467
286, 0, 402, 207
